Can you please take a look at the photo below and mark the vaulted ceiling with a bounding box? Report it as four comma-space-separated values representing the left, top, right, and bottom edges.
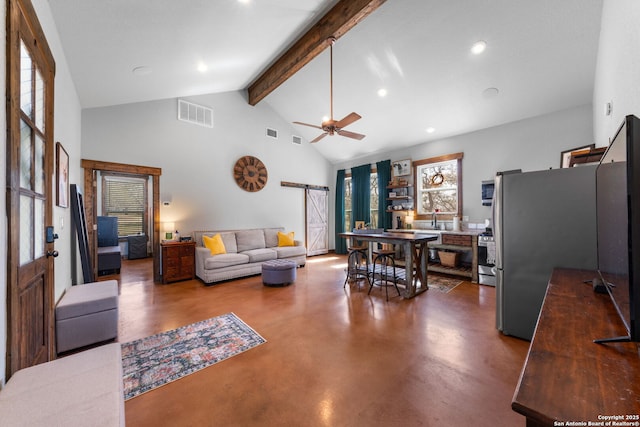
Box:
49, 0, 603, 163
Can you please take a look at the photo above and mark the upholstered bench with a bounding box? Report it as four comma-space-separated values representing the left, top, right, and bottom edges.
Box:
262, 259, 297, 286
55, 280, 119, 353
0, 343, 125, 426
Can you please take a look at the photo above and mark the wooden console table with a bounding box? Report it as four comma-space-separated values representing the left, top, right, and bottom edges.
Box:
512, 268, 640, 426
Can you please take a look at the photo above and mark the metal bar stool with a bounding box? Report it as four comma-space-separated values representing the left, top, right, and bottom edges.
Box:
369, 246, 401, 301
344, 244, 370, 289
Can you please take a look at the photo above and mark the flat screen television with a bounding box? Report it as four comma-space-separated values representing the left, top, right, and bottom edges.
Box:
595, 114, 640, 343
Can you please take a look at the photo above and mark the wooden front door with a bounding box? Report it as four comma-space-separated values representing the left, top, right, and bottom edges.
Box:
306, 188, 329, 256
6, 0, 56, 377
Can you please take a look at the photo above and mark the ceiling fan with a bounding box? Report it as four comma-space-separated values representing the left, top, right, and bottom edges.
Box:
293, 37, 365, 143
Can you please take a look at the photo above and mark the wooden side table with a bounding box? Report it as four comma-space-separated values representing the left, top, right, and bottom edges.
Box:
161, 241, 196, 284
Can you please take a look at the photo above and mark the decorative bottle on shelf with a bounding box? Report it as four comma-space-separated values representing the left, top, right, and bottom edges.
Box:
174, 230, 180, 242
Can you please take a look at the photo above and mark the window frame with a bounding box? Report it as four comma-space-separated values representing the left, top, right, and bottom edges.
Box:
413, 152, 463, 221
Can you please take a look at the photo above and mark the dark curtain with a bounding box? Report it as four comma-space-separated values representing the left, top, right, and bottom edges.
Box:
334, 169, 347, 254
352, 164, 371, 228
376, 159, 392, 230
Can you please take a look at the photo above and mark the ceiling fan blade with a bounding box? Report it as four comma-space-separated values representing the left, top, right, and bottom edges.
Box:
335, 112, 361, 129
293, 121, 323, 130
337, 129, 365, 140
310, 132, 328, 143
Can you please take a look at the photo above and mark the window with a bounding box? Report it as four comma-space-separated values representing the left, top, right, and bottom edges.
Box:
370, 173, 379, 227
345, 176, 352, 232
102, 174, 148, 237
414, 153, 463, 219
344, 172, 378, 231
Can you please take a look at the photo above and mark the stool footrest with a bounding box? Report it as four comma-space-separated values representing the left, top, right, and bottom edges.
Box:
369, 253, 401, 301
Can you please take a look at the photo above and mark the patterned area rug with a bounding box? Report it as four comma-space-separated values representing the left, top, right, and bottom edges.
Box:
428, 275, 463, 293
121, 312, 266, 400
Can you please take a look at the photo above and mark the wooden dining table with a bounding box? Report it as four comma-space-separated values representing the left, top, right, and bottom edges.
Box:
340, 231, 439, 298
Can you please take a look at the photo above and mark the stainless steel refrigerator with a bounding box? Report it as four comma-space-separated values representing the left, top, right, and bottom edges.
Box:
494, 166, 597, 340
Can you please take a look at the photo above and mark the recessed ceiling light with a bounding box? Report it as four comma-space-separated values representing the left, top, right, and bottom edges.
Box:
132, 66, 152, 76
471, 40, 487, 55
197, 62, 208, 73
426, 127, 435, 134
377, 88, 388, 97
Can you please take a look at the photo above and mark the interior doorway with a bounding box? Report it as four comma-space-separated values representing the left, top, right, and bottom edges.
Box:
80, 160, 162, 282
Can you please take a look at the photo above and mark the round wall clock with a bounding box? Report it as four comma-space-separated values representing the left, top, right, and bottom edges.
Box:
233, 156, 268, 192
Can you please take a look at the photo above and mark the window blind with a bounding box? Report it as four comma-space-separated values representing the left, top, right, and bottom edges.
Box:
103, 177, 146, 237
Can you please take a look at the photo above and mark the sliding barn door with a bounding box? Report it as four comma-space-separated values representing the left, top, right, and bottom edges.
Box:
306, 188, 328, 256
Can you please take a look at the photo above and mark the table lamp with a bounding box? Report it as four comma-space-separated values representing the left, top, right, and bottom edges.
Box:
163, 222, 175, 240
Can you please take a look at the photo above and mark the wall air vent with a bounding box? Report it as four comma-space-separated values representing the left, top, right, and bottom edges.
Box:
266, 128, 278, 139
177, 99, 213, 128
292, 135, 302, 145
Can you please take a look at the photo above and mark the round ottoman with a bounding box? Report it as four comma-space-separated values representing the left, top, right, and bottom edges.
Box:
262, 259, 297, 286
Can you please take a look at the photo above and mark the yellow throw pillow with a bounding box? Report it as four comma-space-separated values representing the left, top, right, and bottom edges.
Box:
203, 234, 226, 255
277, 231, 295, 247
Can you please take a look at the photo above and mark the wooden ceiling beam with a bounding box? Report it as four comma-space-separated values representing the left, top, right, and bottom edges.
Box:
247, 0, 387, 106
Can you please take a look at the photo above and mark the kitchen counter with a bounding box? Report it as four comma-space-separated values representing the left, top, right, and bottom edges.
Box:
386, 228, 486, 236
387, 229, 481, 282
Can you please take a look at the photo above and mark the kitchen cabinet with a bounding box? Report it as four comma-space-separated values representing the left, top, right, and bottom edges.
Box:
427, 232, 478, 282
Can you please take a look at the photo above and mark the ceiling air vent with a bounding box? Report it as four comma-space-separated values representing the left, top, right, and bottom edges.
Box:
292, 135, 302, 145
177, 99, 213, 128
266, 128, 278, 139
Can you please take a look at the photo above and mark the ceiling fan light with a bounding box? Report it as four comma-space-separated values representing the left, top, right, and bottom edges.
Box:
293, 37, 365, 142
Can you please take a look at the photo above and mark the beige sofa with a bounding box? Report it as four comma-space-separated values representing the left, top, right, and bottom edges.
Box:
193, 227, 306, 284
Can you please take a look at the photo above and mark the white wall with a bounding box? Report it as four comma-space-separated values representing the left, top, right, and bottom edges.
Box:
593, 0, 640, 145
81, 91, 334, 243
32, 0, 84, 298
0, 0, 82, 384
333, 104, 594, 228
